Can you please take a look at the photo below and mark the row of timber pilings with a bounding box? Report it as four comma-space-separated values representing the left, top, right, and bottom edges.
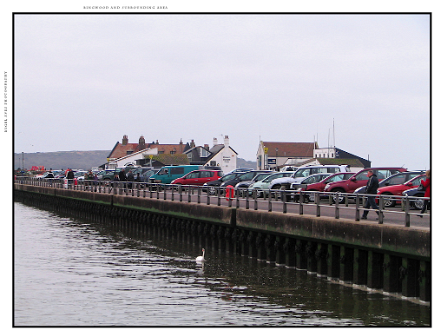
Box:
14, 183, 431, 303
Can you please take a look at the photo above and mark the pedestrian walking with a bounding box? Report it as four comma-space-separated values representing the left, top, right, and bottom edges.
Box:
119, 168, 127, 192
126, 169, 134, 190
418, 170, 430, 217
361, 170, 380, 220
84, 170, 94, 190
66, 168, 74, 188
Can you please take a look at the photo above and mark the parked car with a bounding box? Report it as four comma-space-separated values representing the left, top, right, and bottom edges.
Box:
323, 167, 408, 203
226, 168, 254, 175
203, 172, 244, 195
295, 172, 356, 202
269, 164, 351, 190
130, 167, 154, 182
248, 171, 295, 197
171, 170, 224, 186
35, 171, 56, 180
97, 169, 119, 181
149, 165, 202, 184
74, 171, 87, 181
140, 169, 159, 183
377, 174, 426, 207
234, 171, 274, 196
402, 187, 426, 210
324, 167, 407, 195
354, 171, 425, 195
289, 173, 334, 201
280, 165, 298, 172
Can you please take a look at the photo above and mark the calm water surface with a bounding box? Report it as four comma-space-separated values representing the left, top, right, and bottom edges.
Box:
14, 202, 430, 326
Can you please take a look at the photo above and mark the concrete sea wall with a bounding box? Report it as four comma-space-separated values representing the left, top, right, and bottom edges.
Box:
14, 183, 430, 302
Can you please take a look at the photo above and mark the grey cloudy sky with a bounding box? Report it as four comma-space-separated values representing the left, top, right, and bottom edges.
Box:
12, 12, 430, 170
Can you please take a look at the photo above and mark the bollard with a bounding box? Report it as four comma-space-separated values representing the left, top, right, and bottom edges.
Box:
225, 185, 235, 201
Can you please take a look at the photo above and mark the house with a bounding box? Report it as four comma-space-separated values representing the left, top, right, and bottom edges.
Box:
313, 147, 371, 170
107, 135, 237, 172
257, 141, 318, 170
182, 136, 237, 173
257, 141, 370, 171
107, 135, 191, 160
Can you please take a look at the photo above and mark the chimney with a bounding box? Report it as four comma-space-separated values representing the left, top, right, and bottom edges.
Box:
138, 136, 145, 149
122, 135, 129, 145
224, 135, 229, 147
204, 144, 209, 150
213, 137, 218, 146
190, 139, 196, 148
180, 138, 183, 145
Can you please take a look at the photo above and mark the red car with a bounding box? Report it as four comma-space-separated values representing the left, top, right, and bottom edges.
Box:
171, 170, 223, 186
377, 174, 426, 207
324, 167, 408, 194
301, 172, 356, 192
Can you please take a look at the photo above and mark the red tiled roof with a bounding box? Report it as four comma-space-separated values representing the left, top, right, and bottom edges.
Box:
108, 142, 188, 159
262, 142, 318, 158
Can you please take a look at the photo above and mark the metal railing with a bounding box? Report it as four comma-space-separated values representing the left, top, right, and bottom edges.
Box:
15, 177, 430, 228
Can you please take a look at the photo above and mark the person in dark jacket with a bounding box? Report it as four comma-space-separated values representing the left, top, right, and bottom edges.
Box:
118, 169, 127, 192
418, 169, 430, 217
361, 170, 380, 220
119, 169, 127, 181
66, 168, 74, 188
126, 169, 134, 190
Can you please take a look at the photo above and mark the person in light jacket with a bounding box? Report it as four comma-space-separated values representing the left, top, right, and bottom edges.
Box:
418, 170, 430, 217
361, 170, 380, 220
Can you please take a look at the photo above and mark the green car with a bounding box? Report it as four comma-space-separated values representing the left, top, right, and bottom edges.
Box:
149, 165, 201, 184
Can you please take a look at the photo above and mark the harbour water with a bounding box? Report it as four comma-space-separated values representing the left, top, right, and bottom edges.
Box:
14, 202, 430, 326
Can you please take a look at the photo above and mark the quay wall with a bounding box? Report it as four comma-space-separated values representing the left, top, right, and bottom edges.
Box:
14, 183, 431, 302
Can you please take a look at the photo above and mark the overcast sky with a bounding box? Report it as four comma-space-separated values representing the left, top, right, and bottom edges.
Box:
11, 10, 431, 170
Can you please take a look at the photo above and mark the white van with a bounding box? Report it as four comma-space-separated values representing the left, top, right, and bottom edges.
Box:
270, 164, 350, 190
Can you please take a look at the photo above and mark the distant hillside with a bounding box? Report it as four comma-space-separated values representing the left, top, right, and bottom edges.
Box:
236, 158, 256, 170
14, 150, 257, 171
14, 150, 111, 170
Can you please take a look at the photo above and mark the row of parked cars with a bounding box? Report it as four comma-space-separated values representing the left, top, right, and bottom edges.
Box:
32, 164, 427, 210
165, 164, 426, 210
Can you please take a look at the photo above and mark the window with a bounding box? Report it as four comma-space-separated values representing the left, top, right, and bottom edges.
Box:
294, 169, 311, 178
355, 171, 369, 181
200, 171, 212, 178
388, 174, 407, 185
327, 174, 345, 183
376, 170, 391, 180
200, 148, 211, 158
186, 171, 200, 179
172, 167, 184, 175
411, 176, 424, 186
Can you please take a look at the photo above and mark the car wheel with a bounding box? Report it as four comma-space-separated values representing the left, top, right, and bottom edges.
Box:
381, 192, 396, 207
307, 191, 316, 203
331, 189, 345, 204
412, 195, 425, 210
208, 186, 216, 195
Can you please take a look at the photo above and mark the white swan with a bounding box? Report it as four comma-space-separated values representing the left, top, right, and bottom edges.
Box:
196, 248, 205, 263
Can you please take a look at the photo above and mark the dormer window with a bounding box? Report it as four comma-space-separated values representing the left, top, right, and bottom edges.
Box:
200, 148, 210, 158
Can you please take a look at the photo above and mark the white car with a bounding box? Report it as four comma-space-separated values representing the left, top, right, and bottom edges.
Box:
248, 172, 294, 197
269, 164, 350, 190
